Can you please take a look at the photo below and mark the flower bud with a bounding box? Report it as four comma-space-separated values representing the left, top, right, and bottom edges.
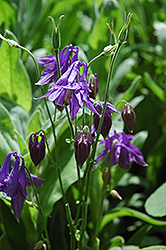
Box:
121, 102, 135, 132
93, 103, 112, 138
74, 130, 92, 168
88, 73, 98, 99
29, 131, 45, 166
110, 190, 122, 200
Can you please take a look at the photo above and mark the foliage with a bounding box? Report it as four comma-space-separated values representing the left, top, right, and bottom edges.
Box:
0, 0, 166, 250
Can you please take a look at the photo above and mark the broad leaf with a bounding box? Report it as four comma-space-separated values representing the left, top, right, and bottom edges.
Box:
0, 32, 32, 112
145, 182, 166, 217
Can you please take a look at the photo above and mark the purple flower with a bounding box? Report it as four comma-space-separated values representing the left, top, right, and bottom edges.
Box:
0, 152, 44, 218
91, 100, 120, 138
88, 73, 98, 99
37, 61, 99, 120
29, 131, 45, 167
96, 130, 147, 169
121, 102, 136, 132
74, 130, 92, 168
36, 44, 79, 86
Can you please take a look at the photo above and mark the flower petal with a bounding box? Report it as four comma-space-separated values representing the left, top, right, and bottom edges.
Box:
11, 190, 25, 218
25, 173, 45, 187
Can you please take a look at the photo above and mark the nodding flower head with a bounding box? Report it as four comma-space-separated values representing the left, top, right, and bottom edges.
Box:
88, 73, 98, 99
96, 130, 147, 169
0, 152, 44, 218
92, 100, 120, 139
36, 44, 79, 86
121, 102, 135, 133
29, 131, 45, 167
74, 129, 92, 168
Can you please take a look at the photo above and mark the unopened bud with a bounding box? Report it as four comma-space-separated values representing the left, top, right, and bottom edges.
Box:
110, 190, 122, 200
29, 131, 45, 167
88, 73, 98, 99
121, 102, 135, 132
74, 129, 92, 168
94, 103, 112, 138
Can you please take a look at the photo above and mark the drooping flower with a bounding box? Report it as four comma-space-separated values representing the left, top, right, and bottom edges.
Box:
96, 130, 147, 169
74, 130, 92, 168
91, 100, 120, 138
121, 102, 135, 132
0, 152, 44, 218
29, 131, 45, 167
87, 73, 98, 99
37, 61, 99, 120
36, 44, 79, 86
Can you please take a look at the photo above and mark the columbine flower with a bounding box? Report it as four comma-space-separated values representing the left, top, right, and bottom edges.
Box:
29, 131, 45, 167
121, 102, 135, 132
37, 61, 98, 120
87, 73, 98, 99
96, 130, 147, 169
91, 100, 120, 138
36, 44, 78, 86
74, 130, 92, 168
0, 152, 44, 218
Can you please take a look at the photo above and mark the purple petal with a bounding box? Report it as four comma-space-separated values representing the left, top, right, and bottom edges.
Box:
3, 157, 20, 199
0, 152, 13, 183
18, 158, 28, 197
25, 173, 45, 187
37, 55, 56, 66
11, 190, 25, 218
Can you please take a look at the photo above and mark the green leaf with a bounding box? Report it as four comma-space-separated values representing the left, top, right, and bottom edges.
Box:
0, 199, 30, 250
0, 0, 16, 29
99, 207, 166, 232
144, 72, 165, 102
0, 32, 32, 112
0, 103, 19, 164
141, 246, 166, 250
145, 182, 166, 217
0, 234, 13, 250
127, 224, 152, 246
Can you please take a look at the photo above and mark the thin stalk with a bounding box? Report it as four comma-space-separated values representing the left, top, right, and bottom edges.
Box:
79, 162, 92, 250
88, 52, 105, 67
91, 42, 122, 161
25, 166, 51, 250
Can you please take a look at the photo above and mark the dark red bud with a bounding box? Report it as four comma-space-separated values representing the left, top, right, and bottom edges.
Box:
29, 132, 45, 166
74, 130, 92, 168
121, 103, 135, 132
94, 103, 112, 138
88, 73, 98, 99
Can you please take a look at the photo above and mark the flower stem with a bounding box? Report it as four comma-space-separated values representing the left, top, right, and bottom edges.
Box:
91, 42, 122, 161
88, 52, 105, 67
25, 166, 51, 250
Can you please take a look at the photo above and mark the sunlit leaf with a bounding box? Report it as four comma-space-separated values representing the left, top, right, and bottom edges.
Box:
145, 182, 166, 217
0, 32, 32, 111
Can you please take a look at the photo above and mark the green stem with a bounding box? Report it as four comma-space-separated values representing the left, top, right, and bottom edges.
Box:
79, 163, 92, 250
25, 166, 51, 250
88, 52, 105, 67
91, 42, 122, 162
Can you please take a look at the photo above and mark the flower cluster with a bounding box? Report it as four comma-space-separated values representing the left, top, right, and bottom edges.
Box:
0, 152, 44, 218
